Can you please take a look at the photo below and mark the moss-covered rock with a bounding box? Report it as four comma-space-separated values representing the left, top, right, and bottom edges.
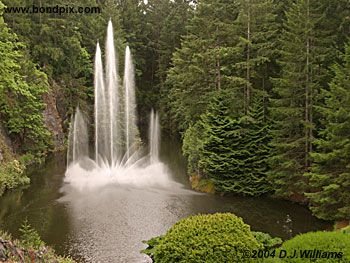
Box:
189, 174, 215, 194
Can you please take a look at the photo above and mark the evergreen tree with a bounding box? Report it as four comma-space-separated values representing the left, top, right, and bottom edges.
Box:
269, 0, 330, 199
199, 93, 248, 193
199, 93, 270, 195
234, 0, 278, 113
166, 0, 239, 133
306, 42, 350, 220
243, 101, 272, 195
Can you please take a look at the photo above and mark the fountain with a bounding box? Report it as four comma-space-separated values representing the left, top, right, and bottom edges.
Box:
65, 21, 173, 190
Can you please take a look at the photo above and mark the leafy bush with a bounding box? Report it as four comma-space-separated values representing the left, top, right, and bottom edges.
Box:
266, 231, 350, 262
182, 122, 204, 174
142, 213, 260, 263
18, 152, 44, 166
0, 159, 29, 196
252, 231, 282, 250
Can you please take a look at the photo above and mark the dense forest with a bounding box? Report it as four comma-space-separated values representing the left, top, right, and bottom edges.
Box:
1, 0, 350, 226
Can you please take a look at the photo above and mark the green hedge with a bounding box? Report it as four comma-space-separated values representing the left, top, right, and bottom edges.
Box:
266, 231, 350, 262
142, 213, 260, 263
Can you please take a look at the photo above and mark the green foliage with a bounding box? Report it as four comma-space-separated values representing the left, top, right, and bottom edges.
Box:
0, 2, 52, 155
1, 0, 126, 122
166, 0, 278, 197
252, 231, 282, 250
268, 0, 331, 199
18, 152, 38, 166
269, 231, 350, 262
182, 121, 204, 174
234, 0, 279, 112
199, 94, 249, 193
0, 159, 29, 196
19, 219, 44, 249
165, 0, 240, 133
142, 213, 261, 263
2, 0, 92, 113
186, 93, 271, 196
306, 42, 350, 220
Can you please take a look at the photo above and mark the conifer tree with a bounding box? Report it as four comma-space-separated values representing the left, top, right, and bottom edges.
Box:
199, 93, 271, 195
166, 0, 239, 133
306, 42, 350, 220
199, 93, 248, 193
234, 0, 278, 113
269, 0, 330, 199
242, 101, 272, 195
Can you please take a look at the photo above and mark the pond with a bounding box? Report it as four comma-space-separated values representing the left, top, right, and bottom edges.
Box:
0, 138, 331, 262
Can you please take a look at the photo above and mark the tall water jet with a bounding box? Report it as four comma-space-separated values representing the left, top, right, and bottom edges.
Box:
123, 46, 138, 159
149, 109, 160, 163
105, 20, 119, 165
67, 107, 89, 164
67, 114, 74, 165
94, 42, 107, 165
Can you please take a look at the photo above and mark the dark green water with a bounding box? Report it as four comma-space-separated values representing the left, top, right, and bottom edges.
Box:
0, 139, 331, 262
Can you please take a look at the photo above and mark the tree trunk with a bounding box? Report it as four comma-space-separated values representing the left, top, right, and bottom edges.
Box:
246, 0, 251, 113
305, 0, 311, 169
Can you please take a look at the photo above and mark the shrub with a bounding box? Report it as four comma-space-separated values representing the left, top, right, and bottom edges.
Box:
142, 213, 260, 263
182, 122, 204, 174
252, 231, 282, 250
267, 231, 350, 262
0, 159, 29, 196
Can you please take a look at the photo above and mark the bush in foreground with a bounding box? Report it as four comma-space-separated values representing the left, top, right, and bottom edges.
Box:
142, 213, 260, 263
266, 231, 350, 262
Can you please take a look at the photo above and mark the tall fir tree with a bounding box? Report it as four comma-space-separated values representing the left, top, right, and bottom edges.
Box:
269, 0, 330, 200
199, 93, 271, 196
199, 93, 249, 194
242, 100, 272, 195
306, 42, 350, 220
234, 0, 278, 113
165, 0, 239, 133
